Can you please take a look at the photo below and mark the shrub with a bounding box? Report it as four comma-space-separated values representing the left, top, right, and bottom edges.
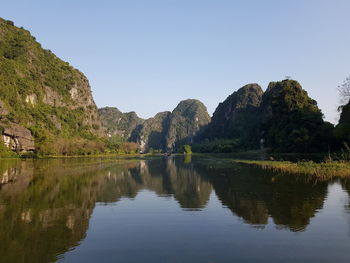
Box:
183, 145, 192, 154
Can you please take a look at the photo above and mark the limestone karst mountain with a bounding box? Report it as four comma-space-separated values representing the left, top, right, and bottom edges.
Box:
98, 107, 143, 139
259, 80, 334, 152
165, 99, 211, 151
0, 18, 105, 154
205, 83, 263, 149
0, 16, 341, 155
195, 80, 334, 153
99, 99, 210, 152
135, 111, 171, 152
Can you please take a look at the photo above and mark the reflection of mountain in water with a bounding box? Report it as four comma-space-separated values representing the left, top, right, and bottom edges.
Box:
0, 159, 118, 263
0, 158, 212, 262
194, 159, 328, 231
97, 158, 212, 210
0, 157, 337, 262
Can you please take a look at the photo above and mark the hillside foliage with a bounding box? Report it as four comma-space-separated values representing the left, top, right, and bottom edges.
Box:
0, 18, 105, 155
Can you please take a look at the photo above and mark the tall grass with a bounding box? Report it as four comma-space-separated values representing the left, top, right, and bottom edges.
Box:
325, 143, 350, 162
234, 159, 350, 179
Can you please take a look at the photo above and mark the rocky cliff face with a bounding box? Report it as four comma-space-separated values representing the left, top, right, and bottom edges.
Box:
2, 124, 35, 152
135, 111, 171, 152
0, 18, 105, 153
197, 80, 333, 153
206, 83, 263, 148
98, 107, 143, 139
166, 99, 211, 151
100, 99, 210, 152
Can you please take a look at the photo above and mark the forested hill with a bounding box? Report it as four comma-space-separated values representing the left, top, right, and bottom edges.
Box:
98, 107, 143, 140
0, 18, 105, 155
99, 99, 211, 153
194, 80, 338, 153
101, 80, 342, 154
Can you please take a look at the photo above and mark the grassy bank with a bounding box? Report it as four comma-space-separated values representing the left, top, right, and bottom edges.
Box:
234, 159, 350, 178
0, 152, 167, 160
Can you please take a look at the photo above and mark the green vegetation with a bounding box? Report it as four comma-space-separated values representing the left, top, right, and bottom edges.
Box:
166, 99, 210, 151
195, 80, 339, 154
234, 159, 350, 178
105, 135, 139, 154
0, 18, 105, 156
1, 17, 349, 160
261, 80, 334, 153
205, 84, 263, 149
335, 77, 350, 146
183, 145, 192, 154
98, 100, 210, 154
98, 107, 143, 140
0, 140, 17, 157
192, 139, 241, 153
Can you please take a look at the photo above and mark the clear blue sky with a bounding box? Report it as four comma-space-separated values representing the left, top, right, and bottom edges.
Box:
2, 0, 350, 123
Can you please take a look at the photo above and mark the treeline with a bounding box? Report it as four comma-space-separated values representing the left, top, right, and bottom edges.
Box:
0, 134, 140, 157
36, 136, 139, 156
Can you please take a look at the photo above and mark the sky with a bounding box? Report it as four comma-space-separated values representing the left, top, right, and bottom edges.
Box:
1, 0, 350, 123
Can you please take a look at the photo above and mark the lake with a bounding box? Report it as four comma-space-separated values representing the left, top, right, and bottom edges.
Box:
1, 156, 350, 263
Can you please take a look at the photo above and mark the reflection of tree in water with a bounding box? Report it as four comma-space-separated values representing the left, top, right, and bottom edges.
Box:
268, 174, 328, 231
0, 159, 134, 263
338, 179, 350, 231
193, 159, 328, 231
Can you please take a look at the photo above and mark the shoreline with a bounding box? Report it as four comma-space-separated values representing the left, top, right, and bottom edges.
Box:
1, 153, 350, 179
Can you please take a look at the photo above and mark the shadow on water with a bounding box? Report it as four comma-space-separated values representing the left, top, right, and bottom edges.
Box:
0, 156, 347, 262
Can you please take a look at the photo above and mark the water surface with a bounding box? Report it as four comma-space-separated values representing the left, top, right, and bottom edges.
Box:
0, 156, 350, 263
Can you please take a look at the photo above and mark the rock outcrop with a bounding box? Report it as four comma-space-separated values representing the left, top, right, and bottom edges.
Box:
135, 111, 171, 152
206, 83, 263, 148
2, 124, 35, 152
166, 99, 211, 151
98, 107, 143, 139
197, 80, 333, 153
99, 99, 210, 152
258, 80, 331, 152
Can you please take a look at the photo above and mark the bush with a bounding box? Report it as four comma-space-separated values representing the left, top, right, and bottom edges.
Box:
122, 142, 139, 154
0, 140, 18, 157
183, 145, 192, 154
37, 137, 106, 156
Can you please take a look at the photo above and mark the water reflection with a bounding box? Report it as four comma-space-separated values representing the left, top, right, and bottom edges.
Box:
195, 161, 329, 231
0, 157, 349, 262
96, 158, 212, 209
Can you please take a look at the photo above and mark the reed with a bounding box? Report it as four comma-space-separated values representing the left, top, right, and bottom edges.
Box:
234, 159, 350, 179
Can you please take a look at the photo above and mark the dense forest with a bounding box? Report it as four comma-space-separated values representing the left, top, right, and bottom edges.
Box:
0, 18, 349, 156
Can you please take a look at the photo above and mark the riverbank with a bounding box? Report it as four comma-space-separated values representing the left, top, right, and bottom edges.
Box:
234, 159, 350, 178
0, 152, 170, 160
2, 152, 350, 179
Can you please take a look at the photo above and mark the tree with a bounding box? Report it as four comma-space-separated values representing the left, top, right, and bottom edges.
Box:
338, 76, 350, 105
183, 145, 192, 155
335, 77, 350, 146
